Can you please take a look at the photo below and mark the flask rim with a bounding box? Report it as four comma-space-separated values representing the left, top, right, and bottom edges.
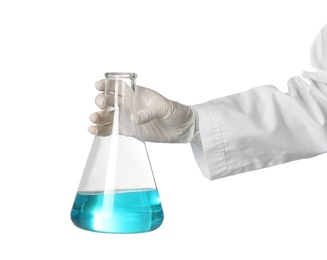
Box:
104, 72, 138, 79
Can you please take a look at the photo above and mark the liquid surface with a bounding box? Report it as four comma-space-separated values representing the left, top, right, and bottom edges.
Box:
71, 189, 164, 233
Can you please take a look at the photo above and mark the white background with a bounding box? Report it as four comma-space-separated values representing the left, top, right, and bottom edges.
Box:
1, 0, 326, 259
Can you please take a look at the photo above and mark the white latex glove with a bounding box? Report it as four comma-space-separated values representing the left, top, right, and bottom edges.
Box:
88, 79, 201, 144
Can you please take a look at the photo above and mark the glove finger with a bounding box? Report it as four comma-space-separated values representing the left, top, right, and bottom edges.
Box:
89, 111, 114, 126
88, 124, 113, 136
95, 79, 132, 95
88, 123, 130, 137
95, 79, 105, 91
95, 93, 124, 109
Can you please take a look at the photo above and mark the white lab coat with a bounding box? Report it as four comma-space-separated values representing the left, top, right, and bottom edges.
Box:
191, 24, 327, 180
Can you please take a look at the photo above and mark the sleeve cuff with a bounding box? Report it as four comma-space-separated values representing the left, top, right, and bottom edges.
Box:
190, 103, 230, 180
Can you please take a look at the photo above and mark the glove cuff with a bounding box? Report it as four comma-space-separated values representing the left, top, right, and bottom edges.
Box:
190, 106, 202, 145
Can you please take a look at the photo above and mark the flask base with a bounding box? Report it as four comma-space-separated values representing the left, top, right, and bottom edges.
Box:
71, 188, 164, 233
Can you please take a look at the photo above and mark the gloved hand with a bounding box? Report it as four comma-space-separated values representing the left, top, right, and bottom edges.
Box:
88, 79, 201, 144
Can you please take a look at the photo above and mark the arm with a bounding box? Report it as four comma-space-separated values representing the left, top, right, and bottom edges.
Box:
191, 24, 327, 180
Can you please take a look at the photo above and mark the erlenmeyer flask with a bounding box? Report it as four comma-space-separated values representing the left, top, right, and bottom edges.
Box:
71, 72, 164, 233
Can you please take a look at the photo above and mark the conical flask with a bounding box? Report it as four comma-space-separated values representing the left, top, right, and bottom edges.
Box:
71, 72, 164, 233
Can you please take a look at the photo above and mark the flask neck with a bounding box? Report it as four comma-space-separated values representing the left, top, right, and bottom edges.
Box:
104, 72, 138, 91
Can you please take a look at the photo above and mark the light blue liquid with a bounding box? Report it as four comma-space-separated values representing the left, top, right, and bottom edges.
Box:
71, 189, 164, 233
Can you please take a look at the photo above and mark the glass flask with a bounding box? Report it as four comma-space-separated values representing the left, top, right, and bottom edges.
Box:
71, 72, 164, 233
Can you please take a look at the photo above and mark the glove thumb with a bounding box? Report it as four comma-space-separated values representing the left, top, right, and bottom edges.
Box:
130, 105, 161, 125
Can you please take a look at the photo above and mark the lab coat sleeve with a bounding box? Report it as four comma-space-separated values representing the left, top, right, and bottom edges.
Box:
191, 24, 327, 180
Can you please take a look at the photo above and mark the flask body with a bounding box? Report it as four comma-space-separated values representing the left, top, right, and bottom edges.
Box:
71, 73, 164, 233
